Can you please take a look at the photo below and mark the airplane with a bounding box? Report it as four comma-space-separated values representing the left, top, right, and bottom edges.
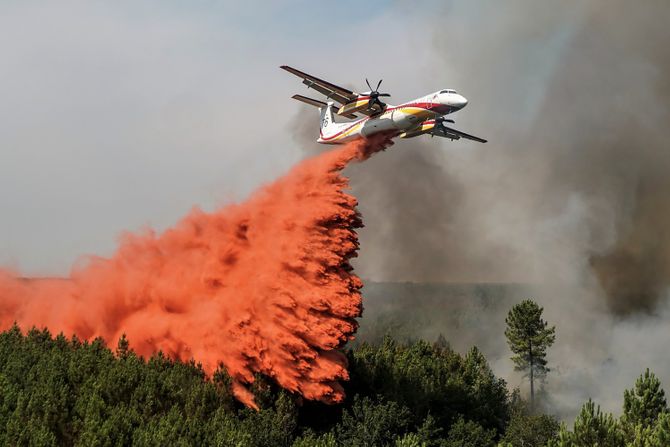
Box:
281, 65, 487, 145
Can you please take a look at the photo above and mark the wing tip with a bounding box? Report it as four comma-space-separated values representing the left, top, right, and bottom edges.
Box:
280, 65, 300, 73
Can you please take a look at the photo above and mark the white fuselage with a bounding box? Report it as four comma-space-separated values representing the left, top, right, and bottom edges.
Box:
317, 90, 468, 144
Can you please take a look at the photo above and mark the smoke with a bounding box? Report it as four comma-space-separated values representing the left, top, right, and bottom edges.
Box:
321, 1, 670, 305
441, 0, 670, 417
289, 0, 670, 418
432, 0, 670, 308
0, 140, 381, 409
525, 2, 670, 314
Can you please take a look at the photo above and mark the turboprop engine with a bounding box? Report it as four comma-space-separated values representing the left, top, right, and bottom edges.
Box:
337, 79, 390, 116
337, 95, 375, 116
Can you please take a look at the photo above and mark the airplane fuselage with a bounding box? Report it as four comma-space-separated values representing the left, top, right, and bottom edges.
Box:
317, 90, 468, 144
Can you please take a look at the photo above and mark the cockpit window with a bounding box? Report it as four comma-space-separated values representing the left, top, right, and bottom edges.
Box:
439, 89, 457, 94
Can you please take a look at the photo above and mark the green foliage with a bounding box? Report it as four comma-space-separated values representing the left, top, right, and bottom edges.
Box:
5, 325, 620, 445
547, 399, 624, 447
347, 336, 510, 434
548, 370, 670, 447
652, 411, 670, 446
12, 325, 670, 447
623, 369, 668, 429
620, 370, 670, 446
501, 398, 559, 447
335, 395, 412, 446
504, 300, 555, 403
0, 326, 522, 446
572, 399, 623, 446
0, 325, 262, 446
394, 432, 427, 447
444, 417, 496, 447
239, 390, 298, 446
415, 414, 444, 447
292, 431, 337, 447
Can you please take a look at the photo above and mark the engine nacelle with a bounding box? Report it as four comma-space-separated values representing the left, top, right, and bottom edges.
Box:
399, 119, 436, 138
337, 96, 372, 116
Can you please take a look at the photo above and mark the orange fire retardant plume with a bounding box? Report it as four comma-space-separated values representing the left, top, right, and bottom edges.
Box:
0, 138, 391, 408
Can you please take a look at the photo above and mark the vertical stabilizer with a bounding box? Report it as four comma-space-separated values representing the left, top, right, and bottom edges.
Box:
319, 101, 336, 134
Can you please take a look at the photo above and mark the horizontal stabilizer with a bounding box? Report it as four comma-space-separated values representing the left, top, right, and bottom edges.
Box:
291, 95, 358, 119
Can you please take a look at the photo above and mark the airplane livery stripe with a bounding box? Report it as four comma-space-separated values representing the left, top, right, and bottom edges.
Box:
320, 102, 451, 141
320, 121, 365, 141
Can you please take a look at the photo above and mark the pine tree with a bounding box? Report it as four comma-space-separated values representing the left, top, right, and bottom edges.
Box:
651, 411, 670, 447
629, 423, 655, 447
545, 424, 573, 447
504, 300, 555, 405
623, 369, 668, 429
394, 433, 427, 447
115, 333, 130, 359
547, 399, 632, 447
444, 417, 496, 447
571, 399, 623, 446
501, 407, 559, 446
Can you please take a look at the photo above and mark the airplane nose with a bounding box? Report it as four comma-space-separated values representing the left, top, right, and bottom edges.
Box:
455, 94, 468, 108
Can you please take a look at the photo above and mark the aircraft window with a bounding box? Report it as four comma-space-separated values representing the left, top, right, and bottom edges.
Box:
439, 89, 457, 94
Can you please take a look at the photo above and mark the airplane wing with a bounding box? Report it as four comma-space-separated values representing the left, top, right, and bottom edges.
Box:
432, 124, 488, 143
281, 65, 386, 117
281, 66, 358, 106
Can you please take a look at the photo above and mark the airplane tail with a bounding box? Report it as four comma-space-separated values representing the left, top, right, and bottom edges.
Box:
319, 101, 336, 134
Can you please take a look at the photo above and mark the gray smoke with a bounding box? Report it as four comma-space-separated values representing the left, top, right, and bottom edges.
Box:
296, 0, 670, 420
525, 2, 670, 315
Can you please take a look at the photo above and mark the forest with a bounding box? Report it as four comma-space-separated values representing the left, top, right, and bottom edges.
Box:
0, 301, 668, 447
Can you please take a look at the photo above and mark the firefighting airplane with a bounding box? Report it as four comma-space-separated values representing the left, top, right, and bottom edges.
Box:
281, 65, 487, 144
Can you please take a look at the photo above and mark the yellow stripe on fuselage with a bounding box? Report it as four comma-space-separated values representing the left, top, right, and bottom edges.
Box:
326, 106, 436, 142
324, 121, 364, 142
395, 107, 436, 121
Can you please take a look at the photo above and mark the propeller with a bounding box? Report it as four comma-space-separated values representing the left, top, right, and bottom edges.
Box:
364, 78, 391, 111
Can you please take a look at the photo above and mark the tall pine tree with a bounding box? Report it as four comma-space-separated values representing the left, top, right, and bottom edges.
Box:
504, 300, 555, 405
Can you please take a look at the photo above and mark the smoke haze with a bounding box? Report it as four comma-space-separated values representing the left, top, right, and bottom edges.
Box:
290, 0, 670, 418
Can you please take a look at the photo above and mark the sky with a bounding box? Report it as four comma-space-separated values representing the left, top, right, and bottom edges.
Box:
2, 0, 670, 420
0, 0, 437, 274
0, 0, 565, 276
